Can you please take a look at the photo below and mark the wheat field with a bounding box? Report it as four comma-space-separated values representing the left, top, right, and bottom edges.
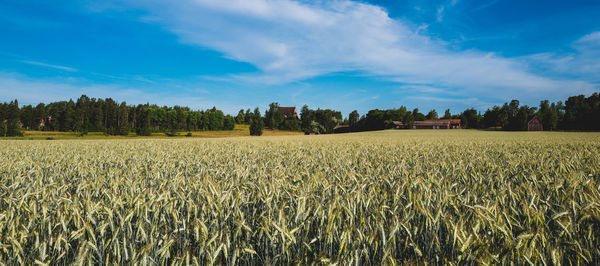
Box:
1, 130, 599, 264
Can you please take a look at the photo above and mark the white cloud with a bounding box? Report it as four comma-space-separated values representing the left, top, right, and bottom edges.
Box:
0, 72, 212, 110
576, 32, 600, 43
524, 32, 600, 83
107, 0, 596, 103
21, 60, 78, 72
436, 6, 445, 22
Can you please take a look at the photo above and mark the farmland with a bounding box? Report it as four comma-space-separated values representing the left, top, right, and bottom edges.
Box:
1, 130, 599, 264
1, 124, 302, 140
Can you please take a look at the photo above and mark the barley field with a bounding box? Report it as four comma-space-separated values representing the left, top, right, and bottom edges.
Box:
1, 130, 599, 264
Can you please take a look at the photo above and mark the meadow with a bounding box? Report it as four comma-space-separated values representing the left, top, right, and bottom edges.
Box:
0, 130, 599, 264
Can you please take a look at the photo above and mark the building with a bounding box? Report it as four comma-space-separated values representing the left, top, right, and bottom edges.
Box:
528, 117, 543, 131
333, 125, 351, 133
392, 121, 404, 129
278, 107, 298, 119
412, 119, 461, 129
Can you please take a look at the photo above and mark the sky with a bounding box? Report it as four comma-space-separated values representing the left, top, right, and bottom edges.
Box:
1, 0, 599, 115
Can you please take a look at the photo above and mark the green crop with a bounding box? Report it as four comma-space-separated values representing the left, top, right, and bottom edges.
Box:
1, 130, 599, 264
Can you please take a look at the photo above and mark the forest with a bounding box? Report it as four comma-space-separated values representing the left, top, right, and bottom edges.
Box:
248, 93, 600, 134
347, 93, 600, 132
1, 92, 599, 137
0, 95, 235, 137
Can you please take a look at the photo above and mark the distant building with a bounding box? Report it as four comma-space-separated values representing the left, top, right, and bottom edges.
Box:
333, 125, 351, 133
392, 121, 404, 129
413, 119, 461, 129
528, 117, 543, 131
278, 107, 298, 119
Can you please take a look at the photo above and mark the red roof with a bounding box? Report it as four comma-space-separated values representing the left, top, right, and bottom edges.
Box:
423, 119, 461, 124
278, 107, 297, 117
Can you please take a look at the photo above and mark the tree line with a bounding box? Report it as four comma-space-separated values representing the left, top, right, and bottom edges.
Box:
346, 93, 600, 132
235, 103, 343, 135
0, 95, 235, 137
1, 92, 598, 137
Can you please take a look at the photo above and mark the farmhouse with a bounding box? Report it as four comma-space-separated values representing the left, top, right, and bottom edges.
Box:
413, 119, 461, 129
528, 117, 543, 131
278, 107, 298, 119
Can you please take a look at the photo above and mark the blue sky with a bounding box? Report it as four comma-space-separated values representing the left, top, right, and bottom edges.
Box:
1, 0, 599, 115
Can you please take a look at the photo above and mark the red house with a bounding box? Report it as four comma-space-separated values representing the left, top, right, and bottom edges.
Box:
413, 119, 461, 129
528, 117, 543, 131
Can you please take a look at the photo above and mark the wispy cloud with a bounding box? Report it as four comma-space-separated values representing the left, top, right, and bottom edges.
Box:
0, 72, 212, 109
101, 0, 595, 104
0, 72, 263, 115
523, 32, 600, 83
436, 6, 446, 22
21, 60, 78, 72
472, 0, 501, 12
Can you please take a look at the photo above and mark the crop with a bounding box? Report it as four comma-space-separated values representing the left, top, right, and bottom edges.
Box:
1, 130, 599, 264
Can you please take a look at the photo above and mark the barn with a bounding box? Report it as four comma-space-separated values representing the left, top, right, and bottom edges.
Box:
528, 117, 543, 131
412, 119, 462, 129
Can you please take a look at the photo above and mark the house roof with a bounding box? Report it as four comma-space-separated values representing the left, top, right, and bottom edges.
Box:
414, 121, 451, 126
423, 119, 461, 124
278, 107, 297, 116
528, 116, 541, 124
333, 125, 350, 129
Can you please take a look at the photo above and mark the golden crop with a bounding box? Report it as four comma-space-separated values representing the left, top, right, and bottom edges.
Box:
1, 130, 599, 264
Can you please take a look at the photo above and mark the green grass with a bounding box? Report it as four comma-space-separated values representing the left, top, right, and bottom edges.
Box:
1, 130, 599, 264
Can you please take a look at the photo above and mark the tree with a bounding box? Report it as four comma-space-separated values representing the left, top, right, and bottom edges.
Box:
136, 107, 152, 136
235, 109, 245, 124
0, 102, 6, 137
33, 103, 45, 130
309, 121, 325, 134
349, 110, 359, 127
166, 109, 178, 136
244, 109, 252, 124
250, 107, 264, 136
442, 109, 452, 119
412, 108, 425, 121
59, 100, 75, 132
206, 108, 224, 130
314, 109, 342, 133
280, 117, 301, 131
6, 100, 23, 136
426, 109, 438, 120
20, 105, 34, 130
537, 100, 559, 131
483, 106, 501, 129
224, 115, 235, 130
546, 103, 559, 131
300, 105, 313, 132
460, 108, 482, 129
265, 102, 284, 129
116, 102, 129, 135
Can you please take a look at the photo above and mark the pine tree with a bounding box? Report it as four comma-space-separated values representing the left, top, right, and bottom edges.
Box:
0, 103, 6, 137
117, 102, 129, 135
6, 100, 23, 137
236, 109, 245, 124
250, 107, 263, 136
136, 108, 152, 136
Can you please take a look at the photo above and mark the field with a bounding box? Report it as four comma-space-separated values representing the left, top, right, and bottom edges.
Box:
1, 130, 599, 264
3, 124, 303, 140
